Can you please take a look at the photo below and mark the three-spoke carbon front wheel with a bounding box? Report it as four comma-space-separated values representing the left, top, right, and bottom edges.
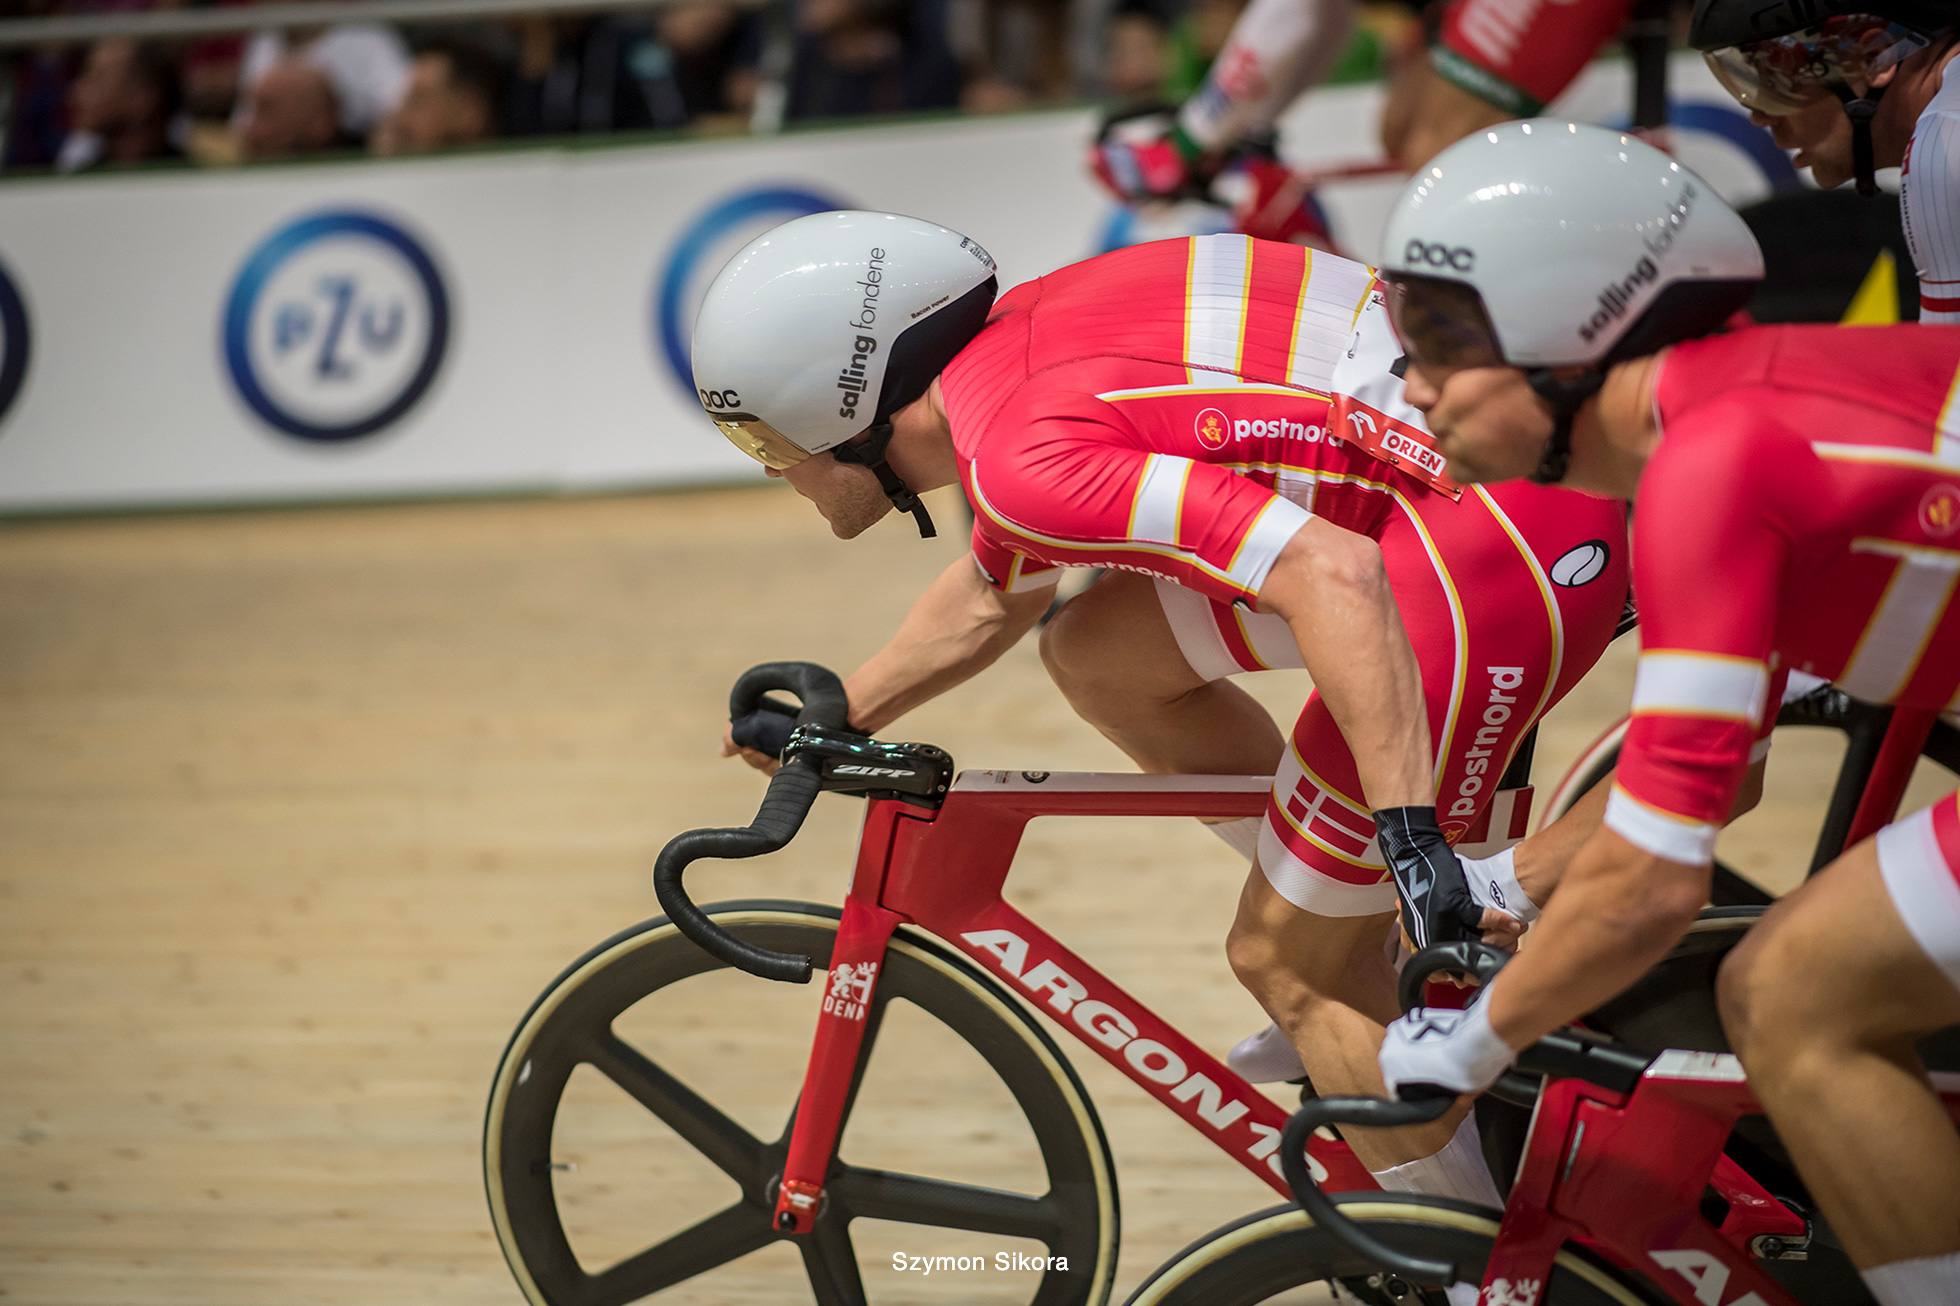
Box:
1122, 1200, 1655, 1306
485, 901, 1119, 1306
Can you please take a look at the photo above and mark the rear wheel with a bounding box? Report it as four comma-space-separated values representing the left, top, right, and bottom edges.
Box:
1122, 1199, 1656, 1305
485, 900, 1120, 1306
1541, 695, 1960, 904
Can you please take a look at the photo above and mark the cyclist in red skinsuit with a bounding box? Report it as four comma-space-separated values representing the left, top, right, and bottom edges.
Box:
1092, 0, 1639, 219
1431, 0, 1638, 120
1610, 331, 1960, 860
709, 223, 1628, 1225
943, 235, 1628, 922
1371, 124, 1960, 1303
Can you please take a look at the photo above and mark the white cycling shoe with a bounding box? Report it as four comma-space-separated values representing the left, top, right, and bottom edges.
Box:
1227, 1022, 1308, 1084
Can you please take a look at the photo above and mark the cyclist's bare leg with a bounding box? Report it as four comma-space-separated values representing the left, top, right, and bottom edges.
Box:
1039, 571, 1284, 781
1719, 838, 1960, 1268
1226, 870, 1468, 1169
1043, 570, 1465, 1170
1378, 38, 1438, 163
1388, 62, 1513, 170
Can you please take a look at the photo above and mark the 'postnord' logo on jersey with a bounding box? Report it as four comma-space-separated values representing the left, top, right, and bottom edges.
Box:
1195, 407, 1229, 450
1921, 484, 1960, 538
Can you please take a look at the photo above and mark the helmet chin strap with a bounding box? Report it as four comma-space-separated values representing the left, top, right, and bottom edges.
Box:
831, 421, 937, 538
1524, 369, 1606, 485
1829, 80, 1886, 198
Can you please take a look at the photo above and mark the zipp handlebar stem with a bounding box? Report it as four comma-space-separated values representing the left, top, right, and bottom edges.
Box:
652, 662, 853, 984
1280, 1094, 1461, 1286
1396, 939, 1512, 1016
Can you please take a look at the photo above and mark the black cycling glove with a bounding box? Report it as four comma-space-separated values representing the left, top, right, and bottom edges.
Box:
730, 695, 868, 760
1373, 805, 1485, 949
729, 695, 803, 759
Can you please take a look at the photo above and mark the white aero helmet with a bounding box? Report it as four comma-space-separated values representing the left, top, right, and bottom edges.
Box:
691, 210, 999, 536
1379, 121, 1763, 482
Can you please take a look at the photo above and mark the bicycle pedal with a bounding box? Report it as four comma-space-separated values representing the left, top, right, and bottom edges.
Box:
1350, 1272, 1445, 1305
1750, 1222, 1812, 1260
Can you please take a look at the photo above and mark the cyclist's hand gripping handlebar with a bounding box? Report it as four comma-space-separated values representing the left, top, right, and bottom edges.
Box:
730, 690, 869, 760
728, 694, 801, 759
653, 662, 852, 984
1277, 942, 1513, 1288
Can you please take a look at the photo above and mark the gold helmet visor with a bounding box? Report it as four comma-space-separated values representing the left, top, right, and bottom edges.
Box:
710, 413, 812, 471
1704, 17, 1931, 116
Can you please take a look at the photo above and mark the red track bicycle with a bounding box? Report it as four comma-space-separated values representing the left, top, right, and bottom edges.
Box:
482, 661, 1924, 1306
484, 661, 1377, 1306
1118, 939, 1960, 1306
1129, 686, 1960, 1306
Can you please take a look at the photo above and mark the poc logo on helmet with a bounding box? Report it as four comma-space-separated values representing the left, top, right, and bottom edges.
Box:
1403, 240, 1475, 272
699, 388, 741, 410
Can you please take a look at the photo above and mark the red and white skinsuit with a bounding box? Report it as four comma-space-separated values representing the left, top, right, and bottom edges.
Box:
1178, 0, 1641, 156
939, 235, 1629, 915
1614, 323, 1960, 989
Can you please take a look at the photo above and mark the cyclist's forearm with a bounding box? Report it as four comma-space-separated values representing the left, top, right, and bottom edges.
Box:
1515, 756, 1763, 907
1486, 830, 1708, 1050
1513, 779, 1611, 907
845, 557, 1049, 732
1731, 756, 1766, 819
1260, 520, 1432, 808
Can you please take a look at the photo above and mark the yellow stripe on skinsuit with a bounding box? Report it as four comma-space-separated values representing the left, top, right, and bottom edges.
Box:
1097, 384, 1330, 402
1382, 489, 1467, 790
1280, 246, 1316, 380
1469, 485, 1566, 732
968, 462, 1251, 595
1350, 270, 1378, 330
1235, 237, 1257, 375
1231, 604, 1275, 671
1936, 357, 1960, 465
1183, 238, 1199, 385
1124, 453, 1158, 542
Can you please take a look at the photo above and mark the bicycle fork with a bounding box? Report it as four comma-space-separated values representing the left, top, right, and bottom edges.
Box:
772, 891, 903, 1234
769, 800, 924, 1235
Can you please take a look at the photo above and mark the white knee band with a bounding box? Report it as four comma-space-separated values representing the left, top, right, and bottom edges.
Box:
1257, 815, 1399, 917
1876, 805, 1960, 994
1863, 1250, 1960, 1306
1205, 815, 1263, 861
1366, 1113, 1503, 1212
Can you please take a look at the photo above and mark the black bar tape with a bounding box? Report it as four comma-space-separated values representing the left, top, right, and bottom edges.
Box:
729, 697, 799, 758
1279, 1098, 1459, 1286
654, 662, 857, 985
730, 661, 851, 730
1395, 940, 1511, 1016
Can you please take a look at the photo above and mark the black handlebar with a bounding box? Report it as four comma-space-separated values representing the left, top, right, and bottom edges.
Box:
730, 661, 852, 732
652, 662, 853, 984
1396, 939, 1512, 1016
1279, 1091, 1462, 1286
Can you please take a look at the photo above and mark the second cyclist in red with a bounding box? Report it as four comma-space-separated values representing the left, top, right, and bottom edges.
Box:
1373, 122, 1960, 1304
693, 212, 1630, 1218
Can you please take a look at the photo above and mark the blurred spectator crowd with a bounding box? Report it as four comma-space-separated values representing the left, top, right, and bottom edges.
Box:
0, 0, 1395, 171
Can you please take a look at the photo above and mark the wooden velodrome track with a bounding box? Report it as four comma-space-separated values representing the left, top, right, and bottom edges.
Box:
3, 481, 1949, 1305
